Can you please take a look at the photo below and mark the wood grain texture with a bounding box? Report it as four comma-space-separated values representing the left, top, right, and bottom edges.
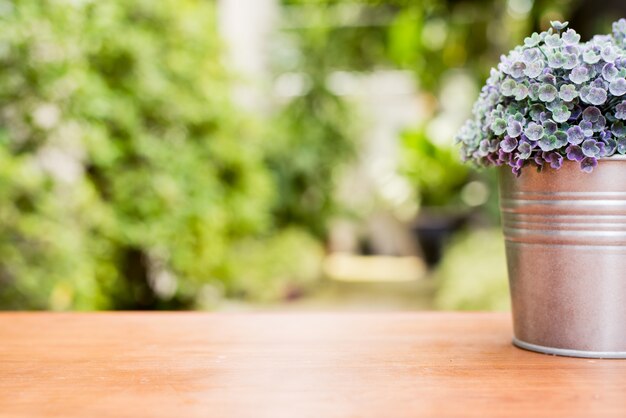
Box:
0, 312, 624, 418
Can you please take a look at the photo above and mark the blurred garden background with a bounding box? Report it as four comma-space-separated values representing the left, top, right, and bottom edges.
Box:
0, 0, 624, 311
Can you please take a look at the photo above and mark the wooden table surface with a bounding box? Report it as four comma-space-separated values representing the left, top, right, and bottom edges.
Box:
0, 312, 625, 418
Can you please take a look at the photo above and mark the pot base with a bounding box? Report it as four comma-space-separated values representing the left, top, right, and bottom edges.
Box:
513, 338, 626, 359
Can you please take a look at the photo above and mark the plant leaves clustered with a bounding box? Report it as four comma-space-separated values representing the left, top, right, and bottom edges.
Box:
456, 20, 626, 175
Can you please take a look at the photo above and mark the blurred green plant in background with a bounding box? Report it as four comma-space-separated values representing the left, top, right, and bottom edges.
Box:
399, 128, 469, 207
434, 229, 510, 311
223, 228, 324, 304
4, 0, 615, 311
268, 1, 372, 239
0, 0, 323, 309
268, 77, 356, 238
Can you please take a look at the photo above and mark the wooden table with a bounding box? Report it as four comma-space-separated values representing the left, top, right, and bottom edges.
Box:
0, 312, 625, 418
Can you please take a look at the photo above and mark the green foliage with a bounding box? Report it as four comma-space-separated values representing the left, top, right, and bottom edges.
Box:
282, 0, 542, 89
400, 129, 469, 207
0, 0, 286, 309
434, 229, 510, 311
268, 86, 355, 237
270, 13, 357, 237
225, 228, 324, 303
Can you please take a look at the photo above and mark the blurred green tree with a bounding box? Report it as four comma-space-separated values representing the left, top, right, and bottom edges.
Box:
278, 0, 580, 211
269, 6, 358, 238
0, 0, 324, 309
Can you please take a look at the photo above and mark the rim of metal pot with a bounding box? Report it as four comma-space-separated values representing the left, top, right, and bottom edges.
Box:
599, 155, 626, 161
513, 338, 626, 359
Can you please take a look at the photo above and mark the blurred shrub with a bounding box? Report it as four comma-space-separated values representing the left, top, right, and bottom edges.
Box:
399, 128, 469, 207
225, 228, 324, 303
270, 12, 357, 238
0, 0, 322, 309
268, 85, 355, 238
434, 229, 510, 311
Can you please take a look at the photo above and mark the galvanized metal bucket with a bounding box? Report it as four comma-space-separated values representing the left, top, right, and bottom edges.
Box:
499, 157, 626, 358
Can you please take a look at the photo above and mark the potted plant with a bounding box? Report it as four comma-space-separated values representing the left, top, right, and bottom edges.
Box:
400, 128, 472, 267
456, 19, 626, 358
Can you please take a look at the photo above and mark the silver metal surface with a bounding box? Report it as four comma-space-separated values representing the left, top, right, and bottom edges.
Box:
513, 337, 626, 359
499, 157, 626, 358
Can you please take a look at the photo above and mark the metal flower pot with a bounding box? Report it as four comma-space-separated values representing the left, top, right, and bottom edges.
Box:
499, 156, 626, 358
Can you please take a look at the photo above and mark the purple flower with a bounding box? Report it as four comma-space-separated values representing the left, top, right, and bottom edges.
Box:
524, 61, 544, 78
587, 87, 607, 105
569, 66, 590, 84
590, 77, 607, 90
582, 139, 601, 157
612, 121, 626, 137
550, 21, 569, 31
486, 153, 499, 165
566, 145, 585, 161
566, 126, 585, 144
580, 157, 598, 173
609, 78, 626, 96
583, 48, 601, 64
603, 138, 617, 155
558, 84, 578, 101
500, 136, 519, 153
569, 105, 582, 121
545, 34, 563, 48
522, 48, 540, 63
580, 120, 594, 137
563, 53, 578, 70
510, 157, 524, 170
509, 62, 526, 78
600, 130, 613, 141
455, 19, 626, 174
548, 52, 566, 69
542, 120, 557, 135
506, 120, 522, 137
479, 140, 491, 155
539, 73, 557, 86
524, 33, 542, 47
525, 122, 544, 141
602, 63, 619, 82
501, 79, 516, 96
602, 45, 618, 62
582, 106, 601, 122
562, 29, 580, 45
555, 131, 568, 147
552, 105, 571, 123
538, 135, 558, 151
538, 84, 558, 102
513, 83, 529, 100
529, 104, 545, 121
491, 118, 507, 135
579, 85, 591, 103
543, 152, 563, 169
517, 141, 532, 159
592, 115, 606, 131
615, 101, 626, 119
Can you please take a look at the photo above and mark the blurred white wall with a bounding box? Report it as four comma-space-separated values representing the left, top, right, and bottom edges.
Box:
329, 70, 423, 256
217, 0, 278, 111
